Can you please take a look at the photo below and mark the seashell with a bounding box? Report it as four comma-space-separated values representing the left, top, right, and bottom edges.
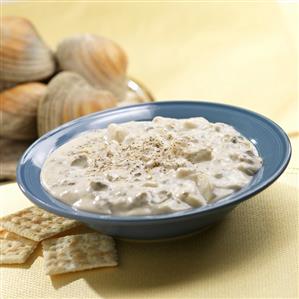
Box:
118, 78, 155, 107
37, 71, 117, 136
0, 83, 47, 140
0, 138, 32, 181
0, 16, 56, 83
56, 34, 127, 100
0, 80, 16, 92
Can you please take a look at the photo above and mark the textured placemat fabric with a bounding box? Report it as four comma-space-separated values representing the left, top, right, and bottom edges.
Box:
0, 173, 298, 298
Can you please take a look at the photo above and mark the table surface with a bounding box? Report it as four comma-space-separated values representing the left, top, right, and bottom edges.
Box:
1, 2, 298, 298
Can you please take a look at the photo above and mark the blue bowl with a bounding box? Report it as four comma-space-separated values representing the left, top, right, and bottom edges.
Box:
17, 101, 291, 240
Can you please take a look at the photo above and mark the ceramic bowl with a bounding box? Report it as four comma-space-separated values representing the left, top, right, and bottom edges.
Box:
17, 101, 291, 240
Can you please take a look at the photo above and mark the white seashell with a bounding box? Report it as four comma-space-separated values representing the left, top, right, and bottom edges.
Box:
37, 71, 117, 136
56, 34, 127, 100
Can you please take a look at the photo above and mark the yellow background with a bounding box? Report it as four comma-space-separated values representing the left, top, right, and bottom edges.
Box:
1, 1, 298, 298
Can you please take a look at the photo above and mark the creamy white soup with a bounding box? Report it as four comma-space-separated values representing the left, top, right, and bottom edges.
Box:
41, 117, 262, 216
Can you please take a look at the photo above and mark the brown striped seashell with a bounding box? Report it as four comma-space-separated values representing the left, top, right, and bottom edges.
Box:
56, 34, 127, 100
0, 138, 32, 181
0, 80, 16, 92
37, 71, 117, 136
0, 83, 47, 140
0, 16, 56, 83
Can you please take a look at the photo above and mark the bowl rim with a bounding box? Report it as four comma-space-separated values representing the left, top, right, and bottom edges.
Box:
17, 100, 292, 222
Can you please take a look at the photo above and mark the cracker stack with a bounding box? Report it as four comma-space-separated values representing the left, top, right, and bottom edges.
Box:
0, 206, 118, 275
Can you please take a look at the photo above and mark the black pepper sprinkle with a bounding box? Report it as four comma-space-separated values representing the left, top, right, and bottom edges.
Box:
231, 137, 238, 144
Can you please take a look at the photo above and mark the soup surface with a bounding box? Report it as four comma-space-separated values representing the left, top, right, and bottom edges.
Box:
41, 117, 262, 215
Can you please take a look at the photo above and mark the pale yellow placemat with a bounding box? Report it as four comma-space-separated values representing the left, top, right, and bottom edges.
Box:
0, 172, 298, 299
1, 2, 298, 298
